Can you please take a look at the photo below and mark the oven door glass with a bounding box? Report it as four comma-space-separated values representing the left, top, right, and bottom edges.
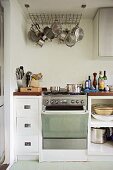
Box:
42, 111, 88, 139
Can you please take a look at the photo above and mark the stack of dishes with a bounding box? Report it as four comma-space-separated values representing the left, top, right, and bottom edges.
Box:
92, 104, 113, 121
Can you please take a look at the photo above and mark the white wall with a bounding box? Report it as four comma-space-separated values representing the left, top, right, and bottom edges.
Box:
12, 17, 113, 90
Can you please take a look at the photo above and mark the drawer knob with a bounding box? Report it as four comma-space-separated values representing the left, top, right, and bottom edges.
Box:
24, 124, 31, 128
25, 142, 31, 146
24, 105, 31, 109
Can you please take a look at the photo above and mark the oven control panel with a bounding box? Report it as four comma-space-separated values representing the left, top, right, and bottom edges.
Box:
43, 95, 87, 106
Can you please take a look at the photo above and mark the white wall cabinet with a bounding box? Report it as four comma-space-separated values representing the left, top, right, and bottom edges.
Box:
88, 96, 113, 161
93, 8, 113, 57
14, 96, 42, 161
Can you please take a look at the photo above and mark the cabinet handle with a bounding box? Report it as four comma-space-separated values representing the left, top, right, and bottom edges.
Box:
24, 124, 31, 128
24, 105, 31, 109
25, 142, 31, 146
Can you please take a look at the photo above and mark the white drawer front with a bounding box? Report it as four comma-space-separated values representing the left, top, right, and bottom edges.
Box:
16, 98, 38, 117
17, 118, 38, 136
16, 136, 39, 154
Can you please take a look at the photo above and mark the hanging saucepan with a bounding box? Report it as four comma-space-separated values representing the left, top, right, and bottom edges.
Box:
28, 29, 39, 42
75, 26, 84, 42
65, 28, 76, 47
28, 24, 41, 42
51, 20, 62, 37
58, 29, 69, 43
71, 14, 84, 42
43, 26, 55, 40
36, 32, 45, 47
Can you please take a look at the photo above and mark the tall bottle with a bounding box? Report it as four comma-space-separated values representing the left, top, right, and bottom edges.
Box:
98, 71, 104, 91
103, 71, 107, 91
88, 76, 91, 89
93, 73, 97, 89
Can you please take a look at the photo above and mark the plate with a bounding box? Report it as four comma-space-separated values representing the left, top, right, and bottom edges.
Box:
92, 113, 113, 121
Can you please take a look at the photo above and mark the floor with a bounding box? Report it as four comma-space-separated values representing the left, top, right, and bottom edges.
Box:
9, 161, 113, 170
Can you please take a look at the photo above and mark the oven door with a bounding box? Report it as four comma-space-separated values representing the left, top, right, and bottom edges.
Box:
41, 110, 88, 150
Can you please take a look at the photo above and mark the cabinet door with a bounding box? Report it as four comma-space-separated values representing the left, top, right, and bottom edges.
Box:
99, 8, 113, 57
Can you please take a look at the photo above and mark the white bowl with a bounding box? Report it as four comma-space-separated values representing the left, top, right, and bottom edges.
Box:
92, 113, 113, 121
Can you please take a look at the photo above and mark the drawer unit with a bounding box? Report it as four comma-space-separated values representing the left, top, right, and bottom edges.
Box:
14, 96, 42, 160
17, 117, 38, 136
16, 98, 39, 117
16, 136, 39, 154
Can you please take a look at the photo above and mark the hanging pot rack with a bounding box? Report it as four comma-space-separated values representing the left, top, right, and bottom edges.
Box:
25, 4, 86, 47
28, 13, 82, 25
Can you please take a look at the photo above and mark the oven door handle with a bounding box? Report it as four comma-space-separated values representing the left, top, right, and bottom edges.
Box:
41, 111, 88, 115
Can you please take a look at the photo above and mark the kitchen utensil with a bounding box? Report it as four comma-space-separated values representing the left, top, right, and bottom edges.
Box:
36, 32, 45, 47
91, 127, 107, 144
67, 84, 75, 93
26, 71, 32, 87
50, 86, 60, 92
16, 66, 25, 80
76, 84, 83, 93
28, 29, 39, 42
51, 20, 62, 37
75, 27, 84, 42
58, 29, 68, 42
28, 24, 41, 42
65, 31, 76, 47
43, 26, 55, 40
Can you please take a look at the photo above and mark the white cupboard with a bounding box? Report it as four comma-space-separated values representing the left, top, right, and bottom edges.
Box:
13, 96, 42, 161
93, 8, 113, 57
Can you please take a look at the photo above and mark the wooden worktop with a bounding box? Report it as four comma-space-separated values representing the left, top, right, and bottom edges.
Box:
13, 92, 42, 96
88, 91, 113, 96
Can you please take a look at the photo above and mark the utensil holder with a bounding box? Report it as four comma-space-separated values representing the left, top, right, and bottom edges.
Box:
17, 75, 26, 91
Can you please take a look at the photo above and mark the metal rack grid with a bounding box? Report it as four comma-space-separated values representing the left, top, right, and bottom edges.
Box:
28, 13, 82, 25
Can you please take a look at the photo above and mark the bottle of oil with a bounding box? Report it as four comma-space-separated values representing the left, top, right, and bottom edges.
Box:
98, 71, 104, 91
103, 71, 107, 91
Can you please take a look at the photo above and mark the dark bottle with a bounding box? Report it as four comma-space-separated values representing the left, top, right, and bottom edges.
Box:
103, 71, 107, 91
88, 76, 91, 89
93, 72, 97, 89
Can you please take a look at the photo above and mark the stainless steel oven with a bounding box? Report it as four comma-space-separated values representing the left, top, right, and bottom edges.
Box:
41, 92, 88, 150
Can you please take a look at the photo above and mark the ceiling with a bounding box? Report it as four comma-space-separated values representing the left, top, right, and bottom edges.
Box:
18, 0, 113, 18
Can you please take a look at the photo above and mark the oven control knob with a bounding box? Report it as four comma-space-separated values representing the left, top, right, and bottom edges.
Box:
45, 100, 49, 104
71, 100, 75, 104
81, 100, 84, 104
50, 100, 54, 104
55, 100, 59, 104
76, 100, 79, 104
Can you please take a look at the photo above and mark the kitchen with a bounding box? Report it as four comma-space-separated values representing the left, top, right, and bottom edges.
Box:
1, 0, 113, 169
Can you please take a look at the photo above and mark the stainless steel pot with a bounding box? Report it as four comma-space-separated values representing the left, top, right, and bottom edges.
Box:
67, 84, 75, 93
50, 86, 60, 92
91, 127, 107, 144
